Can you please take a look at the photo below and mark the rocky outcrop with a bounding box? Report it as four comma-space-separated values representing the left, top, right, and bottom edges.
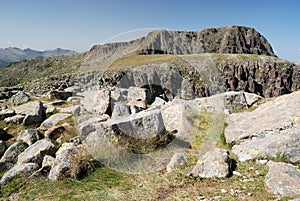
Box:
265, 161, 300, 197
225, 91, 300, 163
190, 148, 232, 178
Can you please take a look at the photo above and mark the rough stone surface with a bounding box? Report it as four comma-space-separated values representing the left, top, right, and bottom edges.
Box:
225, 91, 300, 163
128, 87, 152, 105
0, 140, 6, 157
44, 123, 76, 142
166, 152, 188, 173
0, 109, 15, 120
0, 141, 28, 163
13, 100, 44, 126
9, 91, 31, 106
110, 87, 128, 102
265, 161, 300, 197
82, 89, 110, 115
190, 148, 232, 178
48, 143, 84, 181
0, 163, 39, 186
46, 90, 73, 100
17, 129, 41, 146
111, 102, 131, 119
150, 97, 166, 108
4, 114, 25, 124
59, 105, 81, 115
40, 113, 71, 130
17, 139, 55, 165
45, 104, 56, 115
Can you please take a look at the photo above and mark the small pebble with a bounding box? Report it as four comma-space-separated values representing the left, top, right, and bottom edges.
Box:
221, 189, 227, 193
233, 171, 242, 177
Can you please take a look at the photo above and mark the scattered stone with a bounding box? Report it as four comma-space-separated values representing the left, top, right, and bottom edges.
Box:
0, 109, 15, 120
0, 163, 39, 186
257, 159, 268, 165
0, 140, 6, 157
64, 86, 81, 93
233, 171, 242, 177
59, 105, 81, 115
127, 87, 152, 105
66, 96, 81, 104
44, 123, 77, 144
190, 148, 232, 178
166, 152, 188, 173
110, 87, 128, 102
13, 100, 44, 126
4, 114, 25, 124
0, 141, 28, 163
265, 161, 300, 197
9, 91, 31, 106
17, 139, 56, 165
40, 113, 72, 130
221, 189, 227, 194
111, 102, 131, 119
46, 90, 73, 100
48, 143, 85, 181
17, 129, 41, 146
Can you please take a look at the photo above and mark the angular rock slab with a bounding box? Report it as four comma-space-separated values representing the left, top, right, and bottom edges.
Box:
0, 109, 15, 120
17, 139, 55, 165
13, 100, 44, 126
9, 91, 31, 106
17, 129, 41, 146
48, 143, 85, 181
265, 161, 300, 197
0, 141, 28, 163
190, 148, 232, 178
225, 91, 300, 163
40, 113, 72, 130
0, 163, 39, 186
81, 89, 110, 115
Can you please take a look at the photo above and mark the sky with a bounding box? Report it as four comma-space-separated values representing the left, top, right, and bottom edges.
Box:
0, 0, 300, 62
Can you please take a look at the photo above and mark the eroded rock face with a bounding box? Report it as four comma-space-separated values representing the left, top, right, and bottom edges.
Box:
190, 148, 232, 178
0, 163, 39, 186
265, 161, 300, 197
225, 91, 300, 163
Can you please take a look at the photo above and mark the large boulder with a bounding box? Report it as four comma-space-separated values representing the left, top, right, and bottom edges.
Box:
17, 139, 56, 165
17, 129, 41, 146
127, 86, 153, 106
0, 109, 15, 120
0, 163, 39, 186
190, 148, 232, 178
40, 113, 72, 130
265, 161, 300, 197
225, 91, 300, 163
81, 89, 110, 115
111, 102, 131, 119
13, 100, 44, 126
9, 91, 31, 106
48, 143, 85, 181
0, 141, 28, 163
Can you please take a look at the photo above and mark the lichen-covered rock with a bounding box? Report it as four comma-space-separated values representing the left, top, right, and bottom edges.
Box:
0, 163, 39, 186
17, 129, 41, 146
9, 91, 31, 106
190, 148, 232, 178
81, 89, 110, 115
265, 161, 300, 197
0, 141, 28, 163
17, 139, 56, 165
48, 143, 85, 181
166, 152, 188, 173
225, 91, 300, 163
40, 113, 71, 130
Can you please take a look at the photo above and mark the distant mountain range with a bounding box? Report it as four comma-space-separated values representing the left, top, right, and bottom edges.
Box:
0, 47, 76, 67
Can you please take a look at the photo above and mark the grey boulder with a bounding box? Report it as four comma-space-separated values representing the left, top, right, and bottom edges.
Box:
166, 152, 188, 173
9, 91, 31, 106
13, 100, 44, 126
40, 113, 72, 130
17, 129, 41, 146
0, 141, 28, 163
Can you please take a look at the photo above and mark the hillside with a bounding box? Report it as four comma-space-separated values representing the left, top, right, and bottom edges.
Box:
0, 47, 76, 67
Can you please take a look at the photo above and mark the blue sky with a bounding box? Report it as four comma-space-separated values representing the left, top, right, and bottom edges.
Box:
0, 0, 300, 62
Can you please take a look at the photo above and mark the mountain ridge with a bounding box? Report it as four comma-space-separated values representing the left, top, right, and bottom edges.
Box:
0, 47, 76, 67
